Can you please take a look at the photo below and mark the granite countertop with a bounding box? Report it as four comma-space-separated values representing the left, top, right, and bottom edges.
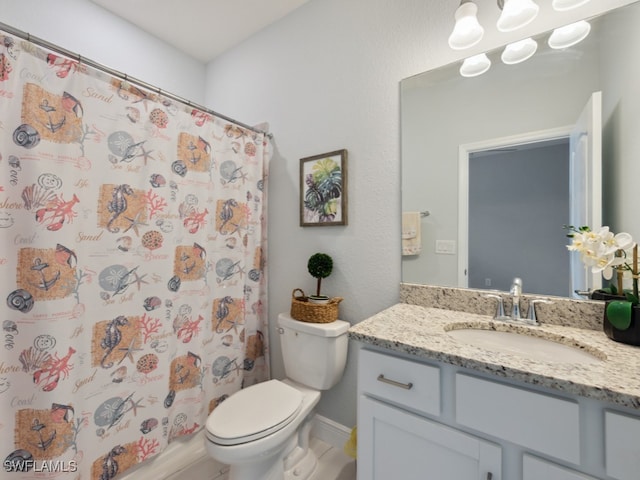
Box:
348, 303, 640, 410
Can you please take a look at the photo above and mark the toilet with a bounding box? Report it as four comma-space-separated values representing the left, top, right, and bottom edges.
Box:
205, 313, 350, 480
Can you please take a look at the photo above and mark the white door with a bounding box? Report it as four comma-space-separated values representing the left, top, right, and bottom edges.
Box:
358, 396, 501, 480
569, 91, 602, 296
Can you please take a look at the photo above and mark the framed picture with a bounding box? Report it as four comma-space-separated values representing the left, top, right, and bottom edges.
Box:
300, 149, 348, 226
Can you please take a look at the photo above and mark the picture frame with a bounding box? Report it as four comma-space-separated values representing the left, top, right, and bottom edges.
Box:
299, 149, 348, 227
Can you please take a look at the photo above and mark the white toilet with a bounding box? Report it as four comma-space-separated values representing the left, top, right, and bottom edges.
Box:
205, 312, 350, 480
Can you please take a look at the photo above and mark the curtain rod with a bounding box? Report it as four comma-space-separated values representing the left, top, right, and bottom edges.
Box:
0, 21, 271, 137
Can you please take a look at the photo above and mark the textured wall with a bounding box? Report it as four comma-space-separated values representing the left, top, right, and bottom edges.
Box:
205, 0, 451, 428
0, 0, 206, 103
204, 0, 636, 428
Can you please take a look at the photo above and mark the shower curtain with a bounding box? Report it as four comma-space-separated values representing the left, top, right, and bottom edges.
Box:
0, 30, 270, 479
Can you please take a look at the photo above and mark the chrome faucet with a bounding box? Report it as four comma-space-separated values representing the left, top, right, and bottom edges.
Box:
484, 278, 551, 326
509, 277, 523, 320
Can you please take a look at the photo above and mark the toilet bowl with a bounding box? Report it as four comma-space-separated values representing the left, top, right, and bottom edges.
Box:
205, 313, 349, 480
205, 379, 320, 480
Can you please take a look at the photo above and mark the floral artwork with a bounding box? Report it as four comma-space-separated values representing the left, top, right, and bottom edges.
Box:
0, 31, 270, 479
300, 149, 348, 226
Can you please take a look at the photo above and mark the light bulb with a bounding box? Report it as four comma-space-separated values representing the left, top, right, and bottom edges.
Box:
548, 20, 591, 49
460, 53, 491, 77
501, 38, 538, 64
448, 1, 484, 50
552, 0, 590, 11
497, 0, 540, 32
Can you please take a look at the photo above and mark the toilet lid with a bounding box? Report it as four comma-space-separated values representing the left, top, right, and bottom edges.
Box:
206, 379, 303, 446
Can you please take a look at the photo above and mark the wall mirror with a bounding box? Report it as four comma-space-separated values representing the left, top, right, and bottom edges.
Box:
401, 0, 639, 298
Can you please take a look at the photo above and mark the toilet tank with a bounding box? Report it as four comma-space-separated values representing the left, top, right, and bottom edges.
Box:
278, 313, 350, 390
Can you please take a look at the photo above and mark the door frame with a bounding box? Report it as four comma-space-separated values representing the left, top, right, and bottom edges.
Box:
457, 126, 572, 287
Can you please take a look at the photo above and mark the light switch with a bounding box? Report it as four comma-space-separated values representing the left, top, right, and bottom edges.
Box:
435, 240, 456, 255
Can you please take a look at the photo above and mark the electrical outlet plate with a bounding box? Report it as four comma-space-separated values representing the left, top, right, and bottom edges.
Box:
435, 240, 456, 255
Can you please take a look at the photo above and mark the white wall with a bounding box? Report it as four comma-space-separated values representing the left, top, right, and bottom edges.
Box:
601, 5, 640, 242
204, 0, 452, 428
0, 0, 205, 103
204, 0, 636, 429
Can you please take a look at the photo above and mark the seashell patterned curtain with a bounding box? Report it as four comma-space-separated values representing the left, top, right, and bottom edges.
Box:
0, 30, 270, 479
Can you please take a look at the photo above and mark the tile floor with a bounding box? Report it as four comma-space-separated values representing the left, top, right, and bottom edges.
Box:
309, 437, 356, 480
210, 437, 356, 480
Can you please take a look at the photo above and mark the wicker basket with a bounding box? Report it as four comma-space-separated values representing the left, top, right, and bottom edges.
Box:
290, 288, 343, 323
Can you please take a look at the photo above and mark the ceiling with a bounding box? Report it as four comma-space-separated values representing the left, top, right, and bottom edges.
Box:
90, 0, 310, 63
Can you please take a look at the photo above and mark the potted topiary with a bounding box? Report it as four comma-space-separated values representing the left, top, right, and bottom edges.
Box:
307, 252, 333, 304
290, 252, 342, 323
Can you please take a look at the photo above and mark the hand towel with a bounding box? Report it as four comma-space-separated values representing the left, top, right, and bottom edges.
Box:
402, 211, 422, 256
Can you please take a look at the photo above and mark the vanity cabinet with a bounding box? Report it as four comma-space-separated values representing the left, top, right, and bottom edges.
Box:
357, 347, 640, 480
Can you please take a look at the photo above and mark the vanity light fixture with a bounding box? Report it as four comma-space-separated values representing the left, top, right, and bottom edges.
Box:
552, 0, 590, 11
501, 37, 538, 64
460, 53, 492, 77
497, 0, 540, 32
448, 0, 484, 50
448, 0, 542, 52
548, 20, 591, 49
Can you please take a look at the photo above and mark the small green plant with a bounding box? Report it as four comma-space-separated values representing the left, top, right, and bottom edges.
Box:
307, 252, 333, 297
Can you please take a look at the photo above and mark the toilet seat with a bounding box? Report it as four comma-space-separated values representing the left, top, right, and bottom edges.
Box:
205, 379, 303, 446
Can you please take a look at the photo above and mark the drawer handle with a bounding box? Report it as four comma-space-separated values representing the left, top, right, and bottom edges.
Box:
377, 374, 413, 390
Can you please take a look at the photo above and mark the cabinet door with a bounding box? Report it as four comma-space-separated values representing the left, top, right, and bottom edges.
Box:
605, 410, 640, 480
523, 454, 596, 480
358, 396, 501, 480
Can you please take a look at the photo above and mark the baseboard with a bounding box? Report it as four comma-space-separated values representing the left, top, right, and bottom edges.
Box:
118, 414, 352, 480
311, 414, 352, 451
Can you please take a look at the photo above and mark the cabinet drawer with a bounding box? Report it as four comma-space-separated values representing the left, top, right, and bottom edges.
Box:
523, 454, 596, 479
358, 348, 440, 417
605, 410, 640, 480
456, 373, 580, 464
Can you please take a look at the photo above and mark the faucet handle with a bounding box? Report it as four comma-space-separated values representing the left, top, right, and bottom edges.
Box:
510, 277, 523, 296
483, 294, 506, 320
526, 298, 552, 325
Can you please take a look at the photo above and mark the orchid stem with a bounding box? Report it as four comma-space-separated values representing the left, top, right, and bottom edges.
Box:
616, 250, 624, 294
634, 244, 638, 300
618, 269, 624, 295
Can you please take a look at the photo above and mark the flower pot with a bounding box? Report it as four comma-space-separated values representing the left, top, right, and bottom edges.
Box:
309, 295, 330, 305
603, 300, 640, 346
590, 289, 626, 302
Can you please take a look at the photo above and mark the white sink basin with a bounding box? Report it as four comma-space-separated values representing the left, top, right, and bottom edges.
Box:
446, 327, 604, 364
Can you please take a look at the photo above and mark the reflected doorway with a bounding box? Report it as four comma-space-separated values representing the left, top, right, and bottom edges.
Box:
458, 92, 602, 297
467, 139, 570, 296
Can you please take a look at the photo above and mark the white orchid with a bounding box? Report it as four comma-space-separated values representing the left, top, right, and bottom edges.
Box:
566, 225, 636, 280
